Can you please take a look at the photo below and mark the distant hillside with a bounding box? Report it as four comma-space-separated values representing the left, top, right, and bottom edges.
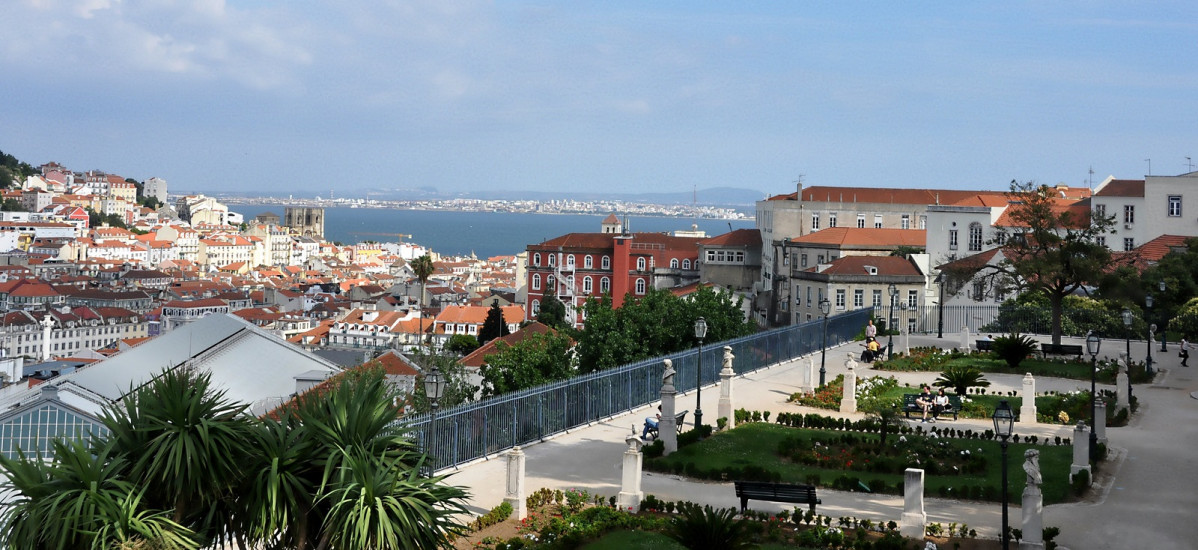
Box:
355, 186, 767, 207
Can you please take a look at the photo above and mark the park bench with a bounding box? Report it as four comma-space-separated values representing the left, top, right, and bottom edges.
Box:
975, 339, 993, 352
734, 481, 820, 513
1039, 343, 1083, 357
645, 409, 689, 440
902, 393, 962, 421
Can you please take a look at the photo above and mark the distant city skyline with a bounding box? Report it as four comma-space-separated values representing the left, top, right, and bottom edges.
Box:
2, 2, 1195, 196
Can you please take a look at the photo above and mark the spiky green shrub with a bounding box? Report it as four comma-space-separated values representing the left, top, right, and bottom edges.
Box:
665, 503, 754, 550
933, 365, 991, 396
991, 333, 1039, 369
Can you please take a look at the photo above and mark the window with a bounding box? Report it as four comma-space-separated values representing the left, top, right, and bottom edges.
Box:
1096, 236, 1106, 247
1169, 195, 1182, 217
601, 256, 610, 269
682, 259, 691, 269
801, 254, 808, 267
919, 215, 927, 230
584, 255, 593, 268
1124, 238, 1135, 251
670, 258, 679, 268
811, 214, 820, 230
872, 289, 882, 307
706, 250, 716, 262
531, 274, 541, 290
600, 277, 610, 293
907, 290, 918, 308
949, 229, 958, 250
972, 281, 985, 302
806, 286, 812, 305
547, 274, 555, 288
853, 289, 863, 308
1094, 204, 1106, 218
1124, 205, 1135, 224
874, 214, 883, 229
635, 279, 646, 294
968, 222, 983, 252
566, 254, 575, 267
829, 213, 838, 228
548, 254, 555, 266
835, 289, 846, 309
901, 214, 910, 230
636, 257, 646, 271
532, 253, 541, 266
857, 214, 866, 228
531, 300, 540, 314
583, 276, 593, 293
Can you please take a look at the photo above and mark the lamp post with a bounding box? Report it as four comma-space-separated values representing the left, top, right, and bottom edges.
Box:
1121, 308, 1133, 360
1159, 280, 1168, 351
819, 298, 831, 387
992, 400, 1014, 550
693, 317, 708, 430
423, 366, 447, 476
887, 283, 897, 360
1086, 332, 1101, 463
935, 272, 945, 339
1146, 294, 1155, 376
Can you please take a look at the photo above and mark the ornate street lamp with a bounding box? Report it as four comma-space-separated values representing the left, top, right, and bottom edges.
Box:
887, 283, 898, 360
693, 317, 708, 430
423, 366, 447, 476
1146, 294, 1155, 375
934, 272, 945, 339
819, 298, 831, 387
1121, 308, 1133, 360
992, 400, 1015, 550
1087, 331, 1101, 463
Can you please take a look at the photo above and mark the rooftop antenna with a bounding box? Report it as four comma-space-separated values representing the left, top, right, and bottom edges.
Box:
1088, 166, 1094, 189
1145, 158, 1152, 176
1187, 156, 1194, 172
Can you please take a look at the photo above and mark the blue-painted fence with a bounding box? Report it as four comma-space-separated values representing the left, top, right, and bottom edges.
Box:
408, 309, 872, 472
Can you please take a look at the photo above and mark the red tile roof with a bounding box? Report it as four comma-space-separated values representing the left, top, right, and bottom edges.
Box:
1094, 179, 1144, 198
813, 255, 924, 277
790, 228, 926, 248
701, 228, 761, 247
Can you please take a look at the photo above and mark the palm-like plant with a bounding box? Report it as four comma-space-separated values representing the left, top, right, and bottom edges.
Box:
991, 333, 1040, 369
933, 365, 991, 396
665, 503, 754, 550
410, 254, 435, 349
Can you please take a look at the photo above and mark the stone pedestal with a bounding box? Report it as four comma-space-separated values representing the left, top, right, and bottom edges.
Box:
1070, 422, 1091, 483
1020, 373, 1037, 424
804, 357, 815, 393
616, 434, 645, 512
1021, 450, 1045, 550
901, 326, 910, 355
961, 327, 971, 352
839, 354, 858, 414
717, 346, 735, 430
899, 468, 926, 538
504, 447, 527, 520
1115, 356, 1130, 412
1094, 400, 1107, 444
660, 359, 678, 456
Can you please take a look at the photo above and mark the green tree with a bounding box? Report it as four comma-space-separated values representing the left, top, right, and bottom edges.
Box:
410, 255, 435, 349
0, 198, 23, 211
535, 294, 569, 329
478, 300, 511, 346
408, 348, 479, 411
444, 334, 480, 355
974, 181, 1118, 345
479, 330, 576, 396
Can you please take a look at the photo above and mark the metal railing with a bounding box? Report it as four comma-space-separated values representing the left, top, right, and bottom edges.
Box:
407, 309, 871, 472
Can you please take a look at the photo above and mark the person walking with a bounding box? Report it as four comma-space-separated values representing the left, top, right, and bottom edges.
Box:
1181, 338, 1190, 367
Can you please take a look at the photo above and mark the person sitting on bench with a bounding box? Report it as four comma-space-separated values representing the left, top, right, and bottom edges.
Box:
867, 338, 881, 362
932, 388, 950, 420
642, 406, 661, 439
916, 386, 934, 423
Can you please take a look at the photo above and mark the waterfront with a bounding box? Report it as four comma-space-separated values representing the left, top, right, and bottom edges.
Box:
230, 206, 756, 259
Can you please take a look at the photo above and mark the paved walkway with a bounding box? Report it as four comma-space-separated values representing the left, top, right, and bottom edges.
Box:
443, 333, 1198, 549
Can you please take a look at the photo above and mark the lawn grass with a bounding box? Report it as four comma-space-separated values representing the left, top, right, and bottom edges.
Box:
579, 530, 685, 549
875, 348, 1153, 384
647, 422, 1075, 504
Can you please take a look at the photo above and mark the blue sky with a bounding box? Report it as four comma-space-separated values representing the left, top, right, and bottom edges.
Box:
1, 1, 1195, 198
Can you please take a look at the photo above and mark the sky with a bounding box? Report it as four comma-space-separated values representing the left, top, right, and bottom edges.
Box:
2, 1, 1196, 199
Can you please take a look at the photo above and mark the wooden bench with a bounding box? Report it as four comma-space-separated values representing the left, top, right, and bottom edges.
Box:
902, 394, 962, 421
1040, 343, 1083, 357
734, 481, 820, 513
975, 339, 993, 352
645, 409, 689, 440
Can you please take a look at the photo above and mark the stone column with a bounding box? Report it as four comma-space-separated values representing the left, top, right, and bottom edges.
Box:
717, 346, 735, 430
504, 446, 527, 520
899, 468, 927, 538
1115, 355, 1130, 412
961, 326, 971, 352
1020, 373, 1037, 424
840, 353, 858, 414
804, 357, 815, 393
659, 359, 678, 456
1094, 400, 1107, 444
901, 325, 910, 355
616, 433, 645, 512
40, 314, 54, 362
1070, 422, 1091, 483
1021, 449, 1045, 550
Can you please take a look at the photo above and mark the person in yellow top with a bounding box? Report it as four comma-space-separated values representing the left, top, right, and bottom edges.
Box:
866, 338, 881, 361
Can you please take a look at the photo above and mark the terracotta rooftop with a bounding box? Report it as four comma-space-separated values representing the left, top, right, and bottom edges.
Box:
790, 227, 926, 248
701, 228, 761, 247
812, 255, 924, 277
1094, 179, 1145, 198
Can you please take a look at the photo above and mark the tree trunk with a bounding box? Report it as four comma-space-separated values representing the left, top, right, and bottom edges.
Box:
1050, 295, 1063, 345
